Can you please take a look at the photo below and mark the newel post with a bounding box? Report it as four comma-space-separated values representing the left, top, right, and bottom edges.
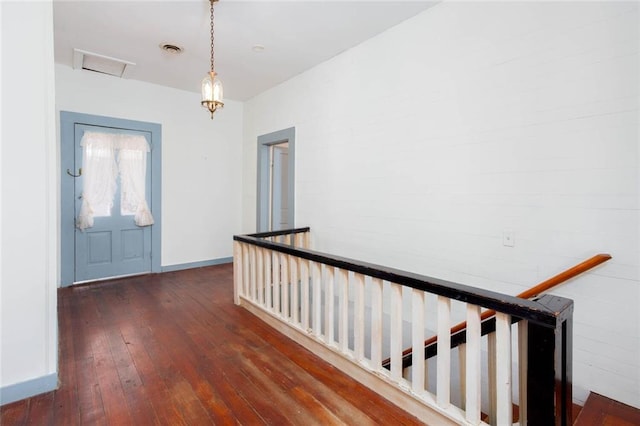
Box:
233, 240, 242, 305
526, 294, 573, 426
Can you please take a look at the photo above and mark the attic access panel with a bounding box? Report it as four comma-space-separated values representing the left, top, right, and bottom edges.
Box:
73, 48, 135, 78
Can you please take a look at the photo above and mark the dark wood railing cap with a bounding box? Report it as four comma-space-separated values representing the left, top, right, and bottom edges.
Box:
234, 231, 575, 328
245, 227, 310, 239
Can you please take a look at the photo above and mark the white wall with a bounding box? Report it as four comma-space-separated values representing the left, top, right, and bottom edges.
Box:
1, 1, 58, 402
243, 1, 639, 407
56, 64, 243, 268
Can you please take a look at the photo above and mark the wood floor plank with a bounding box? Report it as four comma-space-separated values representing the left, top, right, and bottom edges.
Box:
1, 263, 425, 426
575, 392, 640, 426
192, 304, 375, 425
212, 356, 293, 425
157, 282, 310, 425
246, 342, 378, 426
119, 324, 187, 426
75, 356, 107, 426
127, 317, 238, 426
103, 326, 160, 425
24, 391, 55, 426
163, 373, 214, 426
166, 269, 422, 425
89, 324, 134, 425
130, 298, 229, 426
148, 289, 267, 424
215, 303, 423, 425
0, 399, 28, 426
197, 363, 269, 425
137, 321, 229, 425
54, 292, 80, 426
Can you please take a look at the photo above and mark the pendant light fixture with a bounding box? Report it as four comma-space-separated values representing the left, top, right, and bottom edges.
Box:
201, 0, 223, 119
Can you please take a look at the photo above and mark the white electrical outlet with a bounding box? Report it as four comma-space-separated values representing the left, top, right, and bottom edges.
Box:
503, 229, 515, 247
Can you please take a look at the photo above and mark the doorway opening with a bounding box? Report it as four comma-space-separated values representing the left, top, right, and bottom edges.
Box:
257, 127, 295, 232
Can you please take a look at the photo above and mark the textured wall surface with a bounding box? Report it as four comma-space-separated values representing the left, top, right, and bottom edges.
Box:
243, 2, 639, 407
1, 0, 58, 400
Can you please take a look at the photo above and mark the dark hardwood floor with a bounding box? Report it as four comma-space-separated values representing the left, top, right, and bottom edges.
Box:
574, 392, 640, 426
1, 263, 422, 425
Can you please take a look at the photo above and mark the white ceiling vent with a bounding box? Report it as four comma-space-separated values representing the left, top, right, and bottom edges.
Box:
73, 49, 135, 78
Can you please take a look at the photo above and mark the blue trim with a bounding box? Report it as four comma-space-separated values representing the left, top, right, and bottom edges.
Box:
0, 373, 58, 406
60, 113, 76, 285
161, 257, 233, 273
60, 111, 162, 286
257, 143, 270, 231
257, 127, 295, 232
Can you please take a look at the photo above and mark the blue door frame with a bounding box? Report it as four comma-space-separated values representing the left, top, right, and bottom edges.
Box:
60, 111, 162, 286
257, 127, 295, 232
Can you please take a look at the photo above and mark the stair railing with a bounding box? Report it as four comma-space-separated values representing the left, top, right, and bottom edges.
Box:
383, 253, 612, 369
233, 227, 596, 426
380, 254, 610, 424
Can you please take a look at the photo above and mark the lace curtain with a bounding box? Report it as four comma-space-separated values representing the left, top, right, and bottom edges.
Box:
118, 135, 154, 226
76, 131, 154, 230
76, 133, 118, 230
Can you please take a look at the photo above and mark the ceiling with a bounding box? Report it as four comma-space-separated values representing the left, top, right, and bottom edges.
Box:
53, 1, 438, 101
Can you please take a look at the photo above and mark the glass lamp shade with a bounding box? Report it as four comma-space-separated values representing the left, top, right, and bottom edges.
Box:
201, 71, 224, 118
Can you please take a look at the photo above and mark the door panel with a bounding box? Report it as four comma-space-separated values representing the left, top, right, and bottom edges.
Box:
122, 229, 144, 260
74, 124, 152, 282
87, 232, 112, 264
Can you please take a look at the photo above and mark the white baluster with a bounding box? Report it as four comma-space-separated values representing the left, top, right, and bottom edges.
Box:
325, 267, 335, 345
437, 296, 451, 409
289, 255, 299, 324
257, 247, 265, 305
390, 283, 403, 381
465, 304, 481, 424
242, 244, 250, 298
496, 313, 512, 426
459, 343, 466, 411
412, 289, 425, 394
488, 332, 497, 426
264, 248, 272, 310
354, 273, 365, 362
371, 278, 383, 370
312, 261, 322, 337
272, 251, 281, 313
281, 253, 289, 319
249, 245, 257, 301
338, 269, 349, 352
300, 259, 310, 330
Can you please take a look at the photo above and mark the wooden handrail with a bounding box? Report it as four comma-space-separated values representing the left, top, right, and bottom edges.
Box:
382, 253, 611, 369
236, 233, 573, 326
247, 227, 310, 239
